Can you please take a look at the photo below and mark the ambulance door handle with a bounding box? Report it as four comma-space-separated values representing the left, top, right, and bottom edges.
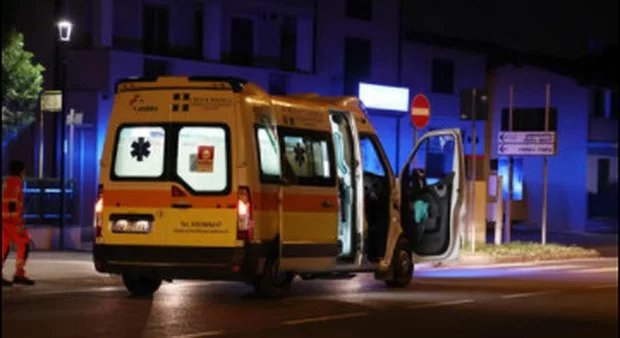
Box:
172, 203, 193, 209
321, 200, 334, 208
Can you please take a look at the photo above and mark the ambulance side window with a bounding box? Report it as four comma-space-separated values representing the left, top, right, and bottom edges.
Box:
279, 129, 336, 187
360, 135, 388, 177
255, 126, 281, 183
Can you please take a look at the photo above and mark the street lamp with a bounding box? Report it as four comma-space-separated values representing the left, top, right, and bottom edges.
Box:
57, 19, 72, 250
58, 20, 73, 42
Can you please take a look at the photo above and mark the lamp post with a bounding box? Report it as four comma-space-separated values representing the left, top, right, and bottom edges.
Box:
57, 19, 72, 250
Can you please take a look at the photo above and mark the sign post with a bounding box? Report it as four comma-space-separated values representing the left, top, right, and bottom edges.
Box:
410, 93, 431, 146
39, 90, 63, 178
470, 89, 477, 253
542, 84, 551, 245
498, 85, 558, 245
506, 85, 514, 243
66, 109, 84, 181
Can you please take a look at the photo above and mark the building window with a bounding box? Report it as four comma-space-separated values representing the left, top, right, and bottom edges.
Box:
142, 3, 170, 55
230, 17, 255, 66
268, 73, 288, 96
143, 58, 169, 77
592, 88, 605, 117
346, 0, 372, 21
344, 37, 371, 95
611, 89, 618, 120
431, 58, 455, 94
194, 3, 204, 59
280, 15, 297, 71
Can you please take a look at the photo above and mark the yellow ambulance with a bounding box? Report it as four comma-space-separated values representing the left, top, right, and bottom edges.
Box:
93, 76, 465, 297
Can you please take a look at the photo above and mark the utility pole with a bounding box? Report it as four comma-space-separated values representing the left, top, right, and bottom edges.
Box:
542, 84, 551, 245
470, 89, 477, 254
484, 67, 495, 244
505, 85, 514, 243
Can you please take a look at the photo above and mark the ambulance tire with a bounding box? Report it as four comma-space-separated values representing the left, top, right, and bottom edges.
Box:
254, 257, 294, 299
122, 274, 162, 297
385, 240, 413, 288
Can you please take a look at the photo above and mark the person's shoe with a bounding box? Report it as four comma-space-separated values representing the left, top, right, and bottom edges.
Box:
2, 278, 13, 287
12, 276, 35, 285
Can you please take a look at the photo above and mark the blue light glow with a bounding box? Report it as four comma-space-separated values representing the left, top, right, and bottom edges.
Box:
498, 157, 523, 200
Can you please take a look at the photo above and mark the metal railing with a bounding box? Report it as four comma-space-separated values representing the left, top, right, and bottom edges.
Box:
2, 177, 78, 225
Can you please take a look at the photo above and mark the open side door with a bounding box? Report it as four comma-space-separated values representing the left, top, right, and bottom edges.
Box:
399, 128, 465, 262
277, 127, 341, 272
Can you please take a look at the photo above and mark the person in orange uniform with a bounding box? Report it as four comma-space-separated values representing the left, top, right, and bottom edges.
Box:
2, 160, 35, 286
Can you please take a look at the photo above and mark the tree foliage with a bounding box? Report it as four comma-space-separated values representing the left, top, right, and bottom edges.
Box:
2, 30, 45, 146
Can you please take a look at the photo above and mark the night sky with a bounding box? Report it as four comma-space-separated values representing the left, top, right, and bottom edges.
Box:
404, 0, 618, 59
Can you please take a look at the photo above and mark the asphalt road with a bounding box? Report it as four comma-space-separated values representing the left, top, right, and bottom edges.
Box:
2, 255, 617, 338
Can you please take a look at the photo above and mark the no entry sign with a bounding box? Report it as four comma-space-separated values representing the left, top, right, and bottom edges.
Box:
410, 94, 430, 129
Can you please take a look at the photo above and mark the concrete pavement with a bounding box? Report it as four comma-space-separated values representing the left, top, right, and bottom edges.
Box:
2, 253, 617, 338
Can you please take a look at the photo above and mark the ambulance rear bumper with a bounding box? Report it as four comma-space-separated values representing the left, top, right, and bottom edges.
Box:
93, 244, 267, 281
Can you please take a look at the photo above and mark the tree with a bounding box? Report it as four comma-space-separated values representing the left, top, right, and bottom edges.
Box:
2, 30, 45, 146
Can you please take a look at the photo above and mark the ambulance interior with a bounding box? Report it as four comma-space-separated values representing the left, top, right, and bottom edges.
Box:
329, 110, 392, 264
359, 136, 391, 263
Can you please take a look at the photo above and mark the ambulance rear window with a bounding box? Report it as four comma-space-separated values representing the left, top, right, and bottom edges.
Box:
110, 123, 231, 194
176, 126, 229, 193
113, 126, 166, 178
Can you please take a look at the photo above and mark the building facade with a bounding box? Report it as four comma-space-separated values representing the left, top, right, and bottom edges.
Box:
4, 0, 616, 249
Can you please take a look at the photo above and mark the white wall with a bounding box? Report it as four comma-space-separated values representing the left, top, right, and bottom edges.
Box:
316, 0, 401, 93
397, 42, 487, 169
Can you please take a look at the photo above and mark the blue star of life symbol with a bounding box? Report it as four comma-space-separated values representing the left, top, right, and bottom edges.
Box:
131, 137, 151, 162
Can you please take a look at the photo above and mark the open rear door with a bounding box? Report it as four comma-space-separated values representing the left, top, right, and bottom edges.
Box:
399, 129, 465, 262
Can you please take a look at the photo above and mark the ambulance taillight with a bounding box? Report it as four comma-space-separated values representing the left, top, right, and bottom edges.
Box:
237, 186, 253, 241
94, 184, 103, 239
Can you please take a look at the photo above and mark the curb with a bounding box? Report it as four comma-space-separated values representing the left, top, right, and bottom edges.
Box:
433, 253, 604, 268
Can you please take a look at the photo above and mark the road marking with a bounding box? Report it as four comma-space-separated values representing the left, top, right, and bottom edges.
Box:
282, 312, 368, 326
568, 267, 618, 274
589, 284, 618, 290
500, 290, 560, 299
171, 331, 224, 338
407, 299, 475, 309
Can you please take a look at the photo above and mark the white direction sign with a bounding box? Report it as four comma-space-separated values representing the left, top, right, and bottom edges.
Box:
498, 131, 557, 156
497, 131, 555, 144
498, 143, 556, 156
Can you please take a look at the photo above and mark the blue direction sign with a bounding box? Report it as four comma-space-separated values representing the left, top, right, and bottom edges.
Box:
498, 131, 557, 156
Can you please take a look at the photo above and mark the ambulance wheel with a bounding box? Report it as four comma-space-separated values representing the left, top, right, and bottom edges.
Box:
385, 240, 413, 288
254, 257, 294, 298
122, 274, 162, 297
